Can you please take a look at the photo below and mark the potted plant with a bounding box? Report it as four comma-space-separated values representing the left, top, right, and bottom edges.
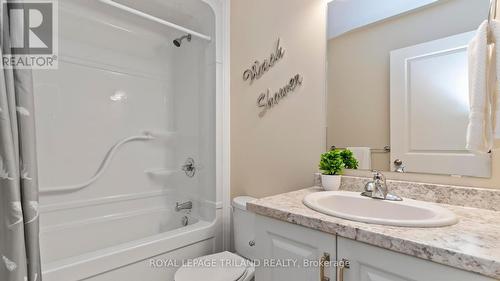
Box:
319, 149, 358, 191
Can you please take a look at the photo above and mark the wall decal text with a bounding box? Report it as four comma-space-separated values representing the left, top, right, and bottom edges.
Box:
257, 74, 303, 117
243, 38, 285, 83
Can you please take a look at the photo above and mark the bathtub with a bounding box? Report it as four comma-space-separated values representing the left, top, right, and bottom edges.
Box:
41, 208, 217, 281
34, 0, 224, 279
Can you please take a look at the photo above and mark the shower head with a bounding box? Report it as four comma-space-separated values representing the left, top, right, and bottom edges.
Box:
173, 34, 191, 47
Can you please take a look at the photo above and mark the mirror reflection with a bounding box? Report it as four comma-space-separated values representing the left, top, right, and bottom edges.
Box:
326, 0, 492, 177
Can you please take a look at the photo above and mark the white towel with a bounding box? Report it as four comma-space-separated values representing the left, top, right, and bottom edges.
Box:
490, 20, 500, 139
466, 20, 494, 153
347, 147, 371, 170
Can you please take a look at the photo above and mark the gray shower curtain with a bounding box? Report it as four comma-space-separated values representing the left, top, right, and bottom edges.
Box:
0, 2, 42, 281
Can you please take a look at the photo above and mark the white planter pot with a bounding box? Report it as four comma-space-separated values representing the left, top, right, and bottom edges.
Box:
321, 174, 341, 191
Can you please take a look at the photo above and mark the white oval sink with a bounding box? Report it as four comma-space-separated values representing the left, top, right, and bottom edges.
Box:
303, 191, 458, 227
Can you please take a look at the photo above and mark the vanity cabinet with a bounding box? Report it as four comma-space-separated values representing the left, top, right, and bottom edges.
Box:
255, 216, 337, 281
255, 215, 496, 281
337, 237, 494, 281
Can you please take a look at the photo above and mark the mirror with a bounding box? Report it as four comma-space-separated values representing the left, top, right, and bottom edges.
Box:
326, 0, 492, 177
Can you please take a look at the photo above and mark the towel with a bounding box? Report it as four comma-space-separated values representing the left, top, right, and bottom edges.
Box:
466, 20, 494, 153
490, 20, 500, 140
347, 147, 371, 170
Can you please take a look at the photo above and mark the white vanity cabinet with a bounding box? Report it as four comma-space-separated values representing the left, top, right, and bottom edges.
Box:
337, 237, 495, 281
255, 216, 337, 281
255, 215, 496, 281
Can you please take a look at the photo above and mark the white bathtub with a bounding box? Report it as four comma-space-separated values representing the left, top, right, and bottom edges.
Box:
41, 208, 216, 281
35, 0, 223, 279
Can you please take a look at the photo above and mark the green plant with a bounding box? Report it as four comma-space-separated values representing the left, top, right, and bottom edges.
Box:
319, 149, 358, 175
319, 150, 344, 175
340, 149, 359, 170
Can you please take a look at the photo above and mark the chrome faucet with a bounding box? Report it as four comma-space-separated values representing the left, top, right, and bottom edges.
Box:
361, 171, 402, 201
175, 201, 193, 211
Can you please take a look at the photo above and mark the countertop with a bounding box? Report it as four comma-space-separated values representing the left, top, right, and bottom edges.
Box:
247, 187, 500, 279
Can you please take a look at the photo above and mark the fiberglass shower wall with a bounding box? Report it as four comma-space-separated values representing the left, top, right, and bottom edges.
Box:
170, 2, 217, 223
34, 0, 216, 265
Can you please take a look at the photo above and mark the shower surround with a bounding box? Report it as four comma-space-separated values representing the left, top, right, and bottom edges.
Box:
31, 1, 228, 280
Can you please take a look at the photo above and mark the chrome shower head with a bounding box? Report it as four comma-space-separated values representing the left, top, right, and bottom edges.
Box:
173, 34, 191, 47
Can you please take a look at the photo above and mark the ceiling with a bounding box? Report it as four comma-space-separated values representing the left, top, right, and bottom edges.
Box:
327, 0, 440, 39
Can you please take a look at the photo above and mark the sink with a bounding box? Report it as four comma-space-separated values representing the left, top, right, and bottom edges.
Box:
303, 191, 458, 227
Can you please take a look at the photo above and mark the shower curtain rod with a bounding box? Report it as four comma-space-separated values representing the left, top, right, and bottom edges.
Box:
98, 0, 212, 42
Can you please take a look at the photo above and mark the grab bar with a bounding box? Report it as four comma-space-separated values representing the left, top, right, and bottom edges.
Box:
97, 0, 212, 42
40, 134, 154, 194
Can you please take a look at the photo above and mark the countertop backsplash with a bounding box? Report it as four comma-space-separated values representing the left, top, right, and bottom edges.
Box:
314, 175, 500, 211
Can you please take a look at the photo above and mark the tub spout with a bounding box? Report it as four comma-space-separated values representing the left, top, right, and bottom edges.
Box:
175, 201, 193, 211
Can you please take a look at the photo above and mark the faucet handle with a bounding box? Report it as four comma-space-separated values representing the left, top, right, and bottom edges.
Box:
371, 170, 382, 180
374, 169, 386, 185
364, 171, 386, 194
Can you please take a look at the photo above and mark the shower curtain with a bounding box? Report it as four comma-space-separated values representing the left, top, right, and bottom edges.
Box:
0, 3, 42, 281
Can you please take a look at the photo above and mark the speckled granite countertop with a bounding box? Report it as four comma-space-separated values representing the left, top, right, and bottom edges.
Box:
247, 187, 500, 279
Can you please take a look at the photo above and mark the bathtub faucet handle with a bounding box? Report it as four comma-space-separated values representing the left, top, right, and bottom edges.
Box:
181, 158, 198, 178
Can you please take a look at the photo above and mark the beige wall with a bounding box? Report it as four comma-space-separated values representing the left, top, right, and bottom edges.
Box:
230, 0, 327, 198
327, 0, 500, 189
